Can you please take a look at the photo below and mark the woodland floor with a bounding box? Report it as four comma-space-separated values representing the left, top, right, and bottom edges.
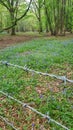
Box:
0, 35, 40, 49
0, 33, 73, 49
0, 33, 73, 130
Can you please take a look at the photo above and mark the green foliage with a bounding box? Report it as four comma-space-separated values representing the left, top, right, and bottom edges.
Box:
0, 0, 73, 34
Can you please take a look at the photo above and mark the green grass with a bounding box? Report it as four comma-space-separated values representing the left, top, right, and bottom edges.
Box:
0, 38, 73, 130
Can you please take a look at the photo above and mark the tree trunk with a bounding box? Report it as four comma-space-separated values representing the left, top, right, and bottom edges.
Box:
39, 20, 42, 33
60, 0, 63, 35
68, 0, 72, 33
45, 20, 49, 33
53, 0, 60, 36
44, 4, 49, 33
60, 0, 66, 35
44, 0, 54, 35
0, 13, 2, 30
38, 2, 43, 33
11, 26, 16, 35
10, 12, 16, 35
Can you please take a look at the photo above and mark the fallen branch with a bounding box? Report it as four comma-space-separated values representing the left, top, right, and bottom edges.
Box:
0, 115, 18, 130
0, 61, 73, 84
0, 90, 70, 130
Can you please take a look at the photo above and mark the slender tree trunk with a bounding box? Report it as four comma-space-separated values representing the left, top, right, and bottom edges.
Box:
60, 0, 64, 35
44, 3, 49, 33
45, 20, 49, 33
53, 0, 60, 35
10, 12, 16, 35
38, 13, 43, 33
60, 0, 66, 35
10, 0, 16, 35
38, 2, 43, 33
68, 0, 72, 33
0, 13, 2, 30
39, 19, 42, 33
44, 0, 54, 35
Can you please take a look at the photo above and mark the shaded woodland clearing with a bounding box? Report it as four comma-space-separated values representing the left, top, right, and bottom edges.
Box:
0, 33, 73, 49
0, 34, 41, 49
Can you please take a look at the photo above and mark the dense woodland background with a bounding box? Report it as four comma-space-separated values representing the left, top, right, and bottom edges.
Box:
0, 0, 73, 36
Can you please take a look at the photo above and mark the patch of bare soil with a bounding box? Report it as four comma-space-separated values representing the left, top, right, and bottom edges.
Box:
0, 33, 73, 50
0, 35, 40, 49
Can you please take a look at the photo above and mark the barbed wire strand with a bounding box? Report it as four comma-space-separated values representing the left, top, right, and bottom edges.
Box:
0, 115, 18, 130
0, 61, 73, 84
0, 90, 70, 130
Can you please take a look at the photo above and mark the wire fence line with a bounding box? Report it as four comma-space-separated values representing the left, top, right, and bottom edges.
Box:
0, 91, 70, 130
0, 115, 18, 130
0, 61, 73, 84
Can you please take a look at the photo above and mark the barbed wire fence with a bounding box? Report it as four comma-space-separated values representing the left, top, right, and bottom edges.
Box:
0, 91, 70, 130
0, 60, 72, 130
0, 61, 73, 84
0, 115, 18, 130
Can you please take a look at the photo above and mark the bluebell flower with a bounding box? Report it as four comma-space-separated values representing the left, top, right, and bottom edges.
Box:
40, 94, 43, 99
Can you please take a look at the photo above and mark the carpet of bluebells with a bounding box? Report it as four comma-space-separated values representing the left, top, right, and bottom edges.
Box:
0, 38, 73, 130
